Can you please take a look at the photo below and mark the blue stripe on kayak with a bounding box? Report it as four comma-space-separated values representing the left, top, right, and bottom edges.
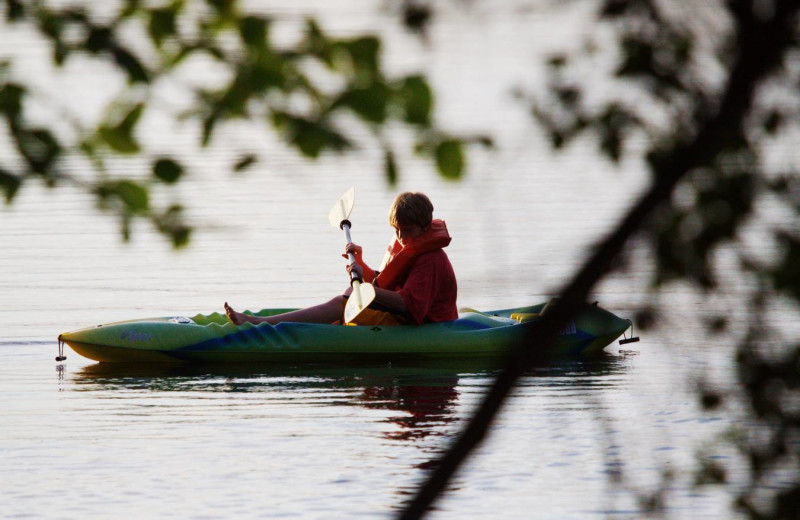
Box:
561, 330, 597, 354
178, 324, 289, 352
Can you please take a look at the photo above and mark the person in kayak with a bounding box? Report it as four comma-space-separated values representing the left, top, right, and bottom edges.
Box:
224, 192, 458, 326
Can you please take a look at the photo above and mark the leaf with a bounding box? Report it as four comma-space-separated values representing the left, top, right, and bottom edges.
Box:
333, 82, 390, 123
54, 40, 69, 65
403, 4, 431, 33
556, 86, 580, 107
596, 103, 637, 162
96, 180, 150, 214
343, 36, 380, 78
305, 19, 334, 66
119, 103, 144, 132
239, 16, 269, 50
233, 154, 257, 172
0, 168, 22, 203
86, 26, 112, 53
435, 139, 464, 180
153, 158, 183, 183
384, 148, 398, 186
294, 123, 351, 158
205, 0, 235, 20
216, 71, 253, 115
120, 212, 132, 242
615, 34, 686, 95
0, 83, 25, 122
99, 103, 143, 153
474, 135, 495, 148
600, 0, 631, 17
271, 112, 351, 158
38, 8, 63, 41
6, 0, 25, 21
99, 126, 140, 153
170, 226, 191, 248
201, 111, 219, 147
84, 23, 149, 82
763, 110, 782, 135
547, 54, 568, 69
148, 7, 178, 48
240, 59, 286, 95
155, 204, 191, 248
396, 75, 432, 126
772, 232, 800, 303
111, 47, 150, 83
113, 180, 150, 213
16, 128, 61, 176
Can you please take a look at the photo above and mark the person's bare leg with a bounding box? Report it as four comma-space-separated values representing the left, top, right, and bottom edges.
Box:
224, 297, 345, 325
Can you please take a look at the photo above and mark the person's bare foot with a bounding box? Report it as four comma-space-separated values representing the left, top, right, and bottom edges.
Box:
224, 302, 248, 325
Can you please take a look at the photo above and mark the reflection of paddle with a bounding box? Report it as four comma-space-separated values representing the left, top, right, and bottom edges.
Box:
328, 188, 376, 323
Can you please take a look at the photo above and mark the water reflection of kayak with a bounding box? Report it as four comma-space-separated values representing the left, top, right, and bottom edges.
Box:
58, 302, 632, 364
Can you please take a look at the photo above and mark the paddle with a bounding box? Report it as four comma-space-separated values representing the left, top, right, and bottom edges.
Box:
328, 187, 376, 323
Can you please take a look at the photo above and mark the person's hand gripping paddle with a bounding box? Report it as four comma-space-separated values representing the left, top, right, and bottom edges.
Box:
328, 188, 376, 323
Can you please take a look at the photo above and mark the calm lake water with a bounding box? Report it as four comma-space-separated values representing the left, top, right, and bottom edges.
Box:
1, 3, 754, 519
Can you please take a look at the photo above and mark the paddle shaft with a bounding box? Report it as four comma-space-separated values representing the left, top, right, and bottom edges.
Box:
341, 221, 365, 309
329, 188, 375, 323
341, 221, 362, 282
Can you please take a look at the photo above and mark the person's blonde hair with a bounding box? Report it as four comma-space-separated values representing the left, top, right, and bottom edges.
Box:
388, 192, 433, 229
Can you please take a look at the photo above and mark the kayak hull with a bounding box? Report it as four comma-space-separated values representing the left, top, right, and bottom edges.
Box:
59, 303, 631, 364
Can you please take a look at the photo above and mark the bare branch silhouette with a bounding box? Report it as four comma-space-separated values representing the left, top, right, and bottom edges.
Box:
398, 2, 800, 517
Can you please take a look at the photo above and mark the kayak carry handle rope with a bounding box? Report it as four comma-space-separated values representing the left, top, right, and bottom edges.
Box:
329, 188, 376, 324
56, 335, 67, 362
618, 319, 640, 345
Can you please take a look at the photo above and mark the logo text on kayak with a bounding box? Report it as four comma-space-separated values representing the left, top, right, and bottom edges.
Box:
120, 330, 153, 342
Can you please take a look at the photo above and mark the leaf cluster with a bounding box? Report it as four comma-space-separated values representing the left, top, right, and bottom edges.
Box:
526, 1, 800, 517
1, 0, 480, 246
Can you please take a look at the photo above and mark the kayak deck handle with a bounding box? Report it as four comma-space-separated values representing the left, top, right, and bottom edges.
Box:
619, 319, 640, 345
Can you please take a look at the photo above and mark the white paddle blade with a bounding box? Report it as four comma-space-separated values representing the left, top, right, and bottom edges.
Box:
328, 187, 355, 227
344, 282, 376, 324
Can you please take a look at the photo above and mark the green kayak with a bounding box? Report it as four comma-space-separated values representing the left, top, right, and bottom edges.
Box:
58, 302, 633, 364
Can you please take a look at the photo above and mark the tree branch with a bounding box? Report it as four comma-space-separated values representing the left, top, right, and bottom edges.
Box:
397, 2, 800, 518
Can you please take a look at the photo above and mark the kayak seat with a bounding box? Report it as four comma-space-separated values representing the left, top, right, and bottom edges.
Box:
456, 310, 517, 329
459, 307, 542, 323
510, 312, 540, 323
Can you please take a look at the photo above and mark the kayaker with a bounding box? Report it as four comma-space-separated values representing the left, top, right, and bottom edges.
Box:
224, 192, 458, 326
